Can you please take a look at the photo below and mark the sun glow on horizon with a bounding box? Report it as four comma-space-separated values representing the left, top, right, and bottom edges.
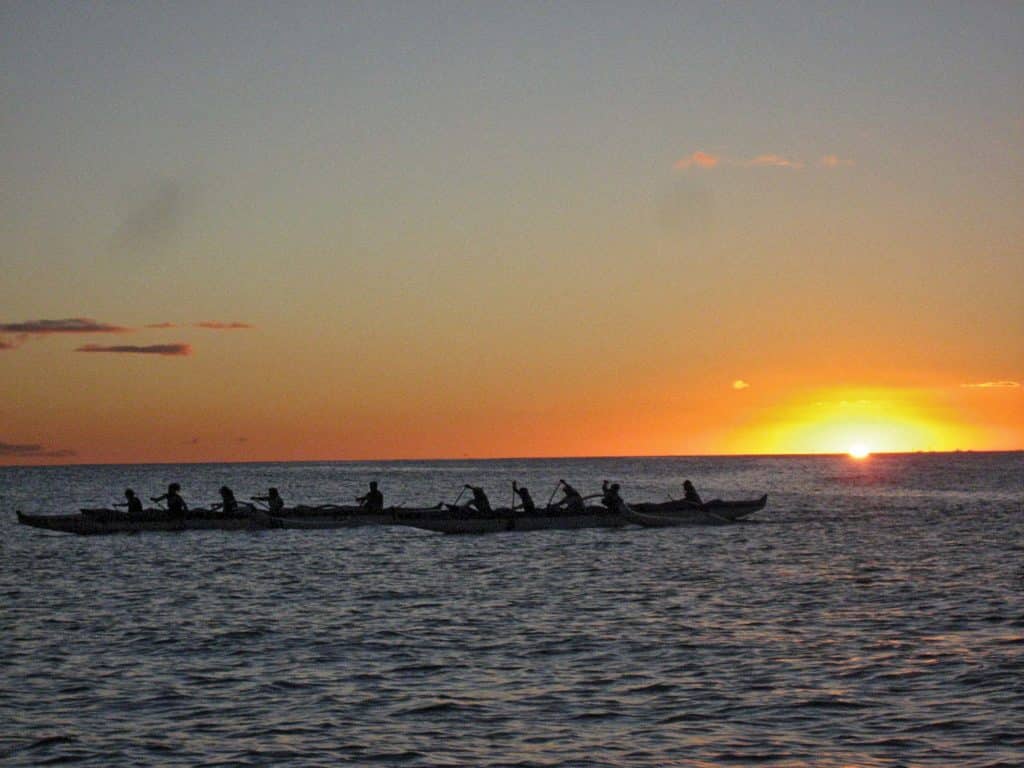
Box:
848, 444, 871, 459
726, 387, 987, 456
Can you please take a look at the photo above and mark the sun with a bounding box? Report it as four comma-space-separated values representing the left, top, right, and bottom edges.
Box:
848, 444, 871, 460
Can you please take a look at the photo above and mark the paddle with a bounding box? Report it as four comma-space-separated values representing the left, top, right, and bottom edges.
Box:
545, 480, 563, 511
449, 485, 468, 509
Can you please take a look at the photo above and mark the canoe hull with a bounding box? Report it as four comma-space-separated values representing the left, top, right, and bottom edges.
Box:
17, 508, 270, 535
393, 505, 628, 534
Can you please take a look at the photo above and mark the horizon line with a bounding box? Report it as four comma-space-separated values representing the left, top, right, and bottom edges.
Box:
2, 448, 1020, 469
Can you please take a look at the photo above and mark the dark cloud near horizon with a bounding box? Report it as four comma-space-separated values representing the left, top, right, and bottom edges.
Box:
76, 343, 192, 356
0, 318, 130, 334
112, 179, 193, 253
196, 321, 253, 330
145, 322, 177, 329
0, 441, 76, 458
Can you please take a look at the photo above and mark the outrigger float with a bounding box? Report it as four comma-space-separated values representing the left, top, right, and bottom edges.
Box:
15, 494, 767, 536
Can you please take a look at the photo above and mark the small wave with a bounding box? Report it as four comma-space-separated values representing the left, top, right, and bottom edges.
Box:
0, 735, 77, 760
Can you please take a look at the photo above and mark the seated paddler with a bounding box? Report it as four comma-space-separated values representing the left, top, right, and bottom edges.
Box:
464, 484, 493, 515
356, 481, 384, 513
252, 487, 284, 515
212, 485, 239, 514
151, 483, 188, 517
682, 480, 704, 506
512, 481, 536, 514
114, 488, 144, 516
601, 480, 627, 513
552, 479, 585, 514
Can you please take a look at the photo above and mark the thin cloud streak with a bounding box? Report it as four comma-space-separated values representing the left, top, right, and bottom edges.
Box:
145, 322, 177, 328
196, 321, 253, 330
746, 154, 804, 169
0, 318, 130, 334
732, 380, 751, 390
674, 151, 720, 170
0, 441, 76, 458
675, 151, 851, 172
820, 154, 854, 168
76, 343, 192, 356
961, 380, 1020, 389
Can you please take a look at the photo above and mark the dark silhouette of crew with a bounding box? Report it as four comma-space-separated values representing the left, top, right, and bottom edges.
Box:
553, 479, 585, 514
683, 480, 703, 505
213, 486, 238, 514
252, 487, 284, 514
115, 488, 143, 516
601, 480, 626, 512
512, 481, 536, 514
464, 484, 493, 515
151, 483, 188, 517
357, 481, 384, 513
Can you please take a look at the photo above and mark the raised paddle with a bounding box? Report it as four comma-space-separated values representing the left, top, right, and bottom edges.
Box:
545, 480, 563, 511
450, 486, 468, 508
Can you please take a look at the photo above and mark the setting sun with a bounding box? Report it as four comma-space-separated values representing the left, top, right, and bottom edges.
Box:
848, 444, 871, 459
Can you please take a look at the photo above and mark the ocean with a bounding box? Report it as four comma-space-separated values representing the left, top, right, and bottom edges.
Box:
2, 453, 1022, 767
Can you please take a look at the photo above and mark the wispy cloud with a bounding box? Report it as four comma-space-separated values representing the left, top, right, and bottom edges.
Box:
732, 380, 751, 390
0, 318, 130, 334
746, 154, 804, 169
0, 441, 76, 458
961, 380, 1020, 389
675, 150, 851, 172
145, 322, 177, 329
76, 343, 192, 356
196, 321, 253, 330
819, 154, 854, 168
674, 151, 721, 170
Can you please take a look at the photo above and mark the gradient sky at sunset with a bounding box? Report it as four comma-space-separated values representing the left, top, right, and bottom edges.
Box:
2, 3, 1021, 464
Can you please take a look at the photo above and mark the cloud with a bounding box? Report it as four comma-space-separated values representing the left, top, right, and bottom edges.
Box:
76, 343, 192, 356
674, 151, 721, 170
0, 441, 76, 458
112, 179, 191, 253
0, 339, 13, 350
196, 321, 253, 330
961, 380, 1020, 389
0, 318, 130, 334
674, 151, 807, 171
819, 154, 854, 168
746, 154, 804, 169
732, 380, 751, 390
145, 322, 177, 329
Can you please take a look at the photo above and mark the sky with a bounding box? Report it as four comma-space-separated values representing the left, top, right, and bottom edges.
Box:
1, 2, 1021, 464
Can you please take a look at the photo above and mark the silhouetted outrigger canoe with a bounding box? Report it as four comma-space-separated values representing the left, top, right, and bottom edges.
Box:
628, 494, 768, 522
16, 495, 767, 535
266, 505, 416, 529
392, 505, 630, 534
16, 507, 271, 535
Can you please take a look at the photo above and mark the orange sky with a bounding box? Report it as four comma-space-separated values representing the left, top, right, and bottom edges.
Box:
1, 5, 1021, 464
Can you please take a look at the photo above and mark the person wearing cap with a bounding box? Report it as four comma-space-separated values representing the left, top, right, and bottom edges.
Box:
151, 483, 188, 517
356, 481, 384, 513
114, 488, 144, 516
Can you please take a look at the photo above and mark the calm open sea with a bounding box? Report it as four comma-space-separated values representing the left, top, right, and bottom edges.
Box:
2, 453, 1022, 767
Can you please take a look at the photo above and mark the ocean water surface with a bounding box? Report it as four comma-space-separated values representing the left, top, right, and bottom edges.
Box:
2, 453, 1022, 767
